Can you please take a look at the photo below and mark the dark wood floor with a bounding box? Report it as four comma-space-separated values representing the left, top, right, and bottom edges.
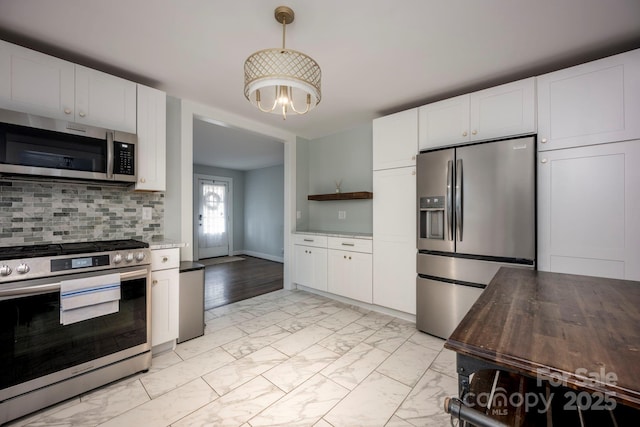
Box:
203, 255, 283, 310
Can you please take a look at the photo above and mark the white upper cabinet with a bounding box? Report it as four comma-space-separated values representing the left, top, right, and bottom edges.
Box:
372, 108, 418, 170
418, 78, 536, 150
75, 65, 136, 133
0, 40, 137, 133
418, 94, 469, 150
537, 49, 640, 151
136, 84, 166, 191
469, 77, 536, 142
0, 39, 75, 120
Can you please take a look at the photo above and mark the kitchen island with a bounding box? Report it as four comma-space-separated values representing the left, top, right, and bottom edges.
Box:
444, 267, 640, 425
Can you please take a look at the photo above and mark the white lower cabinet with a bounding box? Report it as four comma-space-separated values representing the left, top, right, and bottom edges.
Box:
327, 237, 373, 304
151, 248, 180, 347
537, 140, 640, 280
293, 235, 328, 291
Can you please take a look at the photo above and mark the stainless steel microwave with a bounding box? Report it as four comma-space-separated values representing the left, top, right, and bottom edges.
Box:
0, 109, 136, 183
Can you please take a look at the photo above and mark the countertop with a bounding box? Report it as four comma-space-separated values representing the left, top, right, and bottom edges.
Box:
294, 230, 372, 239
149, 239, 187, 250
445, 267, 640, 409
179, 261, 205, 272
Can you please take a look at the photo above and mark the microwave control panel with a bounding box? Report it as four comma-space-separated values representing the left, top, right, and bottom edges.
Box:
113, 142, 135, 175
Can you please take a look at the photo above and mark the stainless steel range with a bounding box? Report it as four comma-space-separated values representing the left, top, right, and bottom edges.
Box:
0, 239, 152, 424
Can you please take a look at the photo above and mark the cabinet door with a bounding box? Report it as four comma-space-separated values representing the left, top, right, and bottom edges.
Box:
373, 167, 416, 314
75, 65, 137, 133
538, 140, 640, 280
537, 49, 640, 151
469, 77, 536, 142
151, 268, 179, 346
136, 84, 166, 191
294, 244, 313, 287
373, 108, 418, 170
0, 40, 75, 121
418, 94, 469, 150
294, 244, 327, 291
328, 250, 372, 303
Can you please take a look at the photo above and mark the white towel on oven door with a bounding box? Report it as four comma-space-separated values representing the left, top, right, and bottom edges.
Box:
60, 273, 121, 325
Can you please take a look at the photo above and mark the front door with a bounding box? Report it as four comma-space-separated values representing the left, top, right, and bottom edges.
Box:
197, 178, 230, 258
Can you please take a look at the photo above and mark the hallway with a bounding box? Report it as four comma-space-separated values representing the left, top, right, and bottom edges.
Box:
202, 256, 283, 310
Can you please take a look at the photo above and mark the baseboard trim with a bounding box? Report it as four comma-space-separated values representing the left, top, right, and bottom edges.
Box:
295, 285, 416, 323
235, 250, 283, 264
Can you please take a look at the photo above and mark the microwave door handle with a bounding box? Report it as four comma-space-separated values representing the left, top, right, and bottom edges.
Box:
106, 131, 114, 179
456, 158, 463, 241
446, 160, 453, 241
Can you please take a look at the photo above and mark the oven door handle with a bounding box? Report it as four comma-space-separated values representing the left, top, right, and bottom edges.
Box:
0, 268, 149, 299
0, 282, 61, 299
120, 268, 149, 281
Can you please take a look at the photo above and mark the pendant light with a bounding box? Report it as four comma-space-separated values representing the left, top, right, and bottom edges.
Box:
244, 6, 321, 119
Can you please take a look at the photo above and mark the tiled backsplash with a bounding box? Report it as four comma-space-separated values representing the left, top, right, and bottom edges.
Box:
0, 179, 164, 245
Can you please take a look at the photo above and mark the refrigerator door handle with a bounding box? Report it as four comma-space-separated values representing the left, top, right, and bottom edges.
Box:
446, 160, 454, 241
456, 158, 463, 241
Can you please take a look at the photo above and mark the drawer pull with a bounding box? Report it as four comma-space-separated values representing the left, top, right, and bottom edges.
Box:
303, 238, 314, 242
341, 243, 355, 246
162, 256, 168, 262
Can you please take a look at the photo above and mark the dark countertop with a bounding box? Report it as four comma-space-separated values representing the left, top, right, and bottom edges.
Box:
445, 267, 640, 409
179, 261, 205, 272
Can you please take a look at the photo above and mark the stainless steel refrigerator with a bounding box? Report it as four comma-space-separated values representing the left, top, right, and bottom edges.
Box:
416, 136, 535, 338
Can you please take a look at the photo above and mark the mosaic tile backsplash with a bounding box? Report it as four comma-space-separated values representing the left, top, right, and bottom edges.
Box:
0, 178, 164, 246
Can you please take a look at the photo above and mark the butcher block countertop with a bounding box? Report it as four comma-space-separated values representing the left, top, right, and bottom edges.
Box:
445, 267, 640, 409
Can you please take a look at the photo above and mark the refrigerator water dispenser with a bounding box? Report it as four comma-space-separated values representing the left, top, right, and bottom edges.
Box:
420, 196, 445, 240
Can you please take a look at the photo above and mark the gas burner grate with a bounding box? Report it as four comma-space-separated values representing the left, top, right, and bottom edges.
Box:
0, 239, 149, 261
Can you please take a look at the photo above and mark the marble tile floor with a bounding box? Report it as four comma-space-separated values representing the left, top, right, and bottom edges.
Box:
7, 289, 459, 427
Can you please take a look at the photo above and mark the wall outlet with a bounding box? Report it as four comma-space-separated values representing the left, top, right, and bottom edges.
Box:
338, 210, 346, 220
142, 207, 152, 220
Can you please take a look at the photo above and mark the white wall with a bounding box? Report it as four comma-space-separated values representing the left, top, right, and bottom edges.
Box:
298, 124, 373, 233
295, 136, 310, 231
163, 95, 183, 242
166, 98, 296, 288
244, 164, 285, 262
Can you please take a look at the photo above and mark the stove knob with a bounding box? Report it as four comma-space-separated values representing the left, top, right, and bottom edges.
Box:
16, 263, 30, 274
0, 265, 12, 276
125, 252, 134, 263
135, 252, 146, 262
113, 253, 123, 264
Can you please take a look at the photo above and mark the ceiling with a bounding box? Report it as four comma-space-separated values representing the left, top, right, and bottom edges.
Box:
193, 118, 284, 171
1, 0, 640, 169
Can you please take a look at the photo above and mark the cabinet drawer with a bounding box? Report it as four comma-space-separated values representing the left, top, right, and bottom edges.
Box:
327, 237, 373, 253
293, 234, 328, 248
151, 248, 180, 271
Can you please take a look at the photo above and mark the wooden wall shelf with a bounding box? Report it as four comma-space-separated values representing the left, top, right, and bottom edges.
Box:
308, 191, 373, 201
